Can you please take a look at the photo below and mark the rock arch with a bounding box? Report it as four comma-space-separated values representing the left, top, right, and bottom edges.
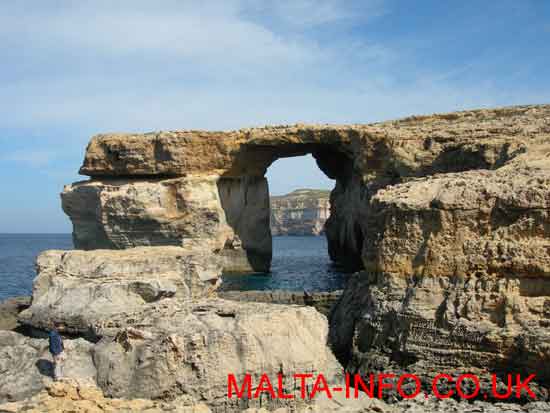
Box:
64, 125, 366, 272
63, 106, 550, 278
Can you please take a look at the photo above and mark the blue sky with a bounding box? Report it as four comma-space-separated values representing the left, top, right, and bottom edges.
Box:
1, 0, 549, 233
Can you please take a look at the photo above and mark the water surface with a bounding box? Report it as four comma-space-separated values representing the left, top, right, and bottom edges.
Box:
221, 236, 349, 292
0, 234, 347, 302
0, 234, 73, 301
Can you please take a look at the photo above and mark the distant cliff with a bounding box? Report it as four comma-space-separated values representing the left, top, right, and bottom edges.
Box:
270, 189, 330, 236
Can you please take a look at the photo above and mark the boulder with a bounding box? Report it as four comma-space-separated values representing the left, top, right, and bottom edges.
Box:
0, 296, 30, 331
19, 247, 222, 335
90, 298, 342, 411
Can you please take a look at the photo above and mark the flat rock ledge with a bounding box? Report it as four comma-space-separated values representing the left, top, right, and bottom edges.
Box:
217, 289, 343, 316
18, 247, 222, 336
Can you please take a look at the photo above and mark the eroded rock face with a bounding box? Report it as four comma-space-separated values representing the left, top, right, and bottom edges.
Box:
217, 289, 343, 316
19, 291, 342, 410
241, 397, 550, 413
270, 189, 331, 236
62, 176, 228, 250
15, 382, 550, 413
77, 127, 358, 178
19, 247, 222, 335
330, 154, 550, 396
90, 298, 342, 411
62, 175, 271, 273
217, 176, 272, 272
0, 331, 96, 403
364, 165, 550, 278
0, 296, 30, 331
79, 106, 548, 180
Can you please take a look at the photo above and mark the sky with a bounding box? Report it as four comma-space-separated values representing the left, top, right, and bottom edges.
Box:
1, 0, 549, 233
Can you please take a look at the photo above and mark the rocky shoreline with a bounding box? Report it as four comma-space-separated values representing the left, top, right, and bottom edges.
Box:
1, 104, 549, 412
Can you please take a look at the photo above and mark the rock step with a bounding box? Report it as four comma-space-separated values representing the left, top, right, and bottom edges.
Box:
217, 289, 343, 316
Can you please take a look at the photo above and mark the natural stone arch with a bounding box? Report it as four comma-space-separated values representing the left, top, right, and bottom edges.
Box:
65, 106, 550, 276
66, 126, 366, 273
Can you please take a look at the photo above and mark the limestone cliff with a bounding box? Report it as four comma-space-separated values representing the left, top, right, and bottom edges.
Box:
270, 189, 330, 236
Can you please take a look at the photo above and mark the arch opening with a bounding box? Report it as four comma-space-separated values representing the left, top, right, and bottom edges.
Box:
218, 148, 359, 293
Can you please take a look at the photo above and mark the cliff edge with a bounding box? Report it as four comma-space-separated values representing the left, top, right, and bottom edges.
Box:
270, 189, 330, 236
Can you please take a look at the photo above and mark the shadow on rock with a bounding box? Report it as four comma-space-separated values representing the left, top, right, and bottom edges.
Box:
36, 358, 53, 378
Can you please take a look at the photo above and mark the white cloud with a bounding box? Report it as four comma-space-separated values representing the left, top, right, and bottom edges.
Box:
0, 0, 393, 132
0, 2, 321, 65
0, 0, 547, 135
244, 0, 386, 27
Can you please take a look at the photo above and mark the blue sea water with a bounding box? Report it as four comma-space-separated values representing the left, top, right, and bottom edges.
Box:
221, 236, 349, 292
0, 234, 73, 302
0, 234, 347, 302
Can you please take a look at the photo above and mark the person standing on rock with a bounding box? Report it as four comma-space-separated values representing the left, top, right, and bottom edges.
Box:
48, 322, 65, 381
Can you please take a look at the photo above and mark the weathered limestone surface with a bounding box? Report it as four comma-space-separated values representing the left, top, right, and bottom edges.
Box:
0, 380, 212, 413
70, 105, 550, 271
79, 106, 548, 179
270, 189, 331, 236
62, 176, 271, 272
3, 381, 549, 413
217, 176, 272, 272
19, 247, 222, 336
217, 289, 342, 316
330, 148, 550, 396
364, 164, 550, 278
61, 104, 550, 392
90, 298, 341, 411
62, 176, 229, 250
242, 397, 550, 413
0, 331, 96, 404
17, 295, 342, 410
0, 296, 30, 331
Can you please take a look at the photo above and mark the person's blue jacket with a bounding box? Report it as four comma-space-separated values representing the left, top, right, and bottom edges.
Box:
48, 330, 64, 356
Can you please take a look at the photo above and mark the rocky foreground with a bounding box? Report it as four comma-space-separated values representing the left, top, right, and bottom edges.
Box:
1, 104, 550, 412
270, 189, 330, 236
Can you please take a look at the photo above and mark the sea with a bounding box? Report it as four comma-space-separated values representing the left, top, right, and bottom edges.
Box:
0, 234, 348, 302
